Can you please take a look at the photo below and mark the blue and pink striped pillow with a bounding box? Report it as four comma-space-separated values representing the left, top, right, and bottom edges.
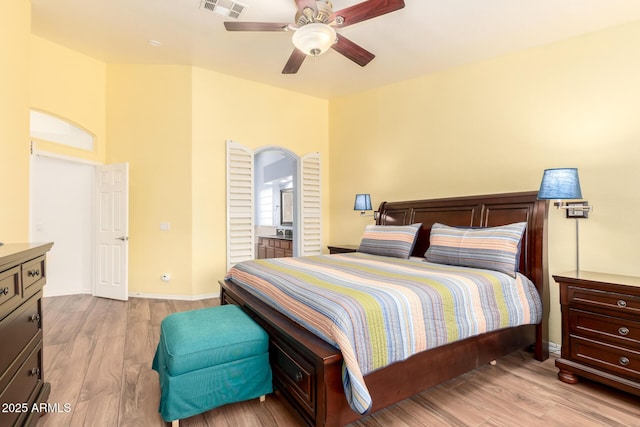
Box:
357, 223, 422, 259
425, 222, 526, 277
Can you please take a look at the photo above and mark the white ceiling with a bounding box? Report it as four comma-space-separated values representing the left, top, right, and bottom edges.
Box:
31, 0, 640, 99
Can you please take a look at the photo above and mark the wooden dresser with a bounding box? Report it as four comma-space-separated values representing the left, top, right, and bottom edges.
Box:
257, 237, 292, 259
0, 242, 53, 426
554, 271, 640, 396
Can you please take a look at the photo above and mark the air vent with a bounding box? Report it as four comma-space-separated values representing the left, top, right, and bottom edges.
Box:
200, 0, 246, 19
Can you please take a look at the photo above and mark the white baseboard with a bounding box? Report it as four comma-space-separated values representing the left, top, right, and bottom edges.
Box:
43, 289, 220, 301
549, 341, 561, 355
43, 289, 93, 298
128, 292, 220, 301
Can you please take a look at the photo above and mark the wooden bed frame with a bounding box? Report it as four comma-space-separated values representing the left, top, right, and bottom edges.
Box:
221, 191, 549, 427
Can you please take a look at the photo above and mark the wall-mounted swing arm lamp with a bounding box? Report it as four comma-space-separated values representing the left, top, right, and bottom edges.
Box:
537, 168, 593, 215
537, 168, 593, 273
354, 193, 378, 220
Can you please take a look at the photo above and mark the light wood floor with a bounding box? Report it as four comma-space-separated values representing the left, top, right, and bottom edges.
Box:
37, 295, 640, 427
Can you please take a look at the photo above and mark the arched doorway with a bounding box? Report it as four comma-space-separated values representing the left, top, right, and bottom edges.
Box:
225, 140, 321, 269
254, 146, 298, 257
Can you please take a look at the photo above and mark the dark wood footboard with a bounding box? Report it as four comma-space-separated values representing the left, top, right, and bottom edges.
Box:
222, 278, 537, 427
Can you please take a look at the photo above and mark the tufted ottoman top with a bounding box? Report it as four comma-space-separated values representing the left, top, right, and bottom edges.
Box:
158, 305, 268, 376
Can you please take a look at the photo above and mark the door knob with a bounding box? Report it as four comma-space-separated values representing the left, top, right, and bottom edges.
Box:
116, 236, 129, 241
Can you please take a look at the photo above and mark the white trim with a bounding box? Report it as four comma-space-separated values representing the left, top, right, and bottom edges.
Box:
42, 289, 93, 298
128, 292, 220, 301
42, 291, 221, 301
30, 109, 95, 151
32, 145, 102, 166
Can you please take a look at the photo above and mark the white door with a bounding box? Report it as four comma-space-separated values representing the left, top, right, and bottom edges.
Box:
94, 163, 129, 300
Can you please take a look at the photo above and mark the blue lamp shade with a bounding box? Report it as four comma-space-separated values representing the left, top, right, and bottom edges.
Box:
537, 168, 583, 200
354, 194, 372, 211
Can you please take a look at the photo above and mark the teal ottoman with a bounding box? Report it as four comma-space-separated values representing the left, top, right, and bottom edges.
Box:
152, 305, 272, 424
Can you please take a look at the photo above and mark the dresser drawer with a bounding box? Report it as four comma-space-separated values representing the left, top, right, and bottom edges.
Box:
21, 256, 46, 299
568, 286, 640, 318
0, 266, 21, 320
0, 344, 43, 427
570, 336, 640, 381
0, 292, 41, 392
270, 337, 315, 418
569, 308, 640, 348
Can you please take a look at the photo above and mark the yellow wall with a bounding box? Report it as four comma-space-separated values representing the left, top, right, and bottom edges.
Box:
106, 65, 194, 296
27, 37, 330, 298
329, 21, 640, 344
191, 67, 329, 295
104, 65, 329, 297
0, 1, 31, 241
21, 9, 640, 344
30, 36, 106, 163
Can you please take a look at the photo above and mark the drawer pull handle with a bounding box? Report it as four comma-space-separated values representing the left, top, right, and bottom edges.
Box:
0, 287, 8, 296
29, 368, 41, 376
617, 300, 627, 308
29, 313, 41, 323
295, 372, 303, 382
619, 327, 630, 336
28, 269, 41, 277
619, 357, 630, 366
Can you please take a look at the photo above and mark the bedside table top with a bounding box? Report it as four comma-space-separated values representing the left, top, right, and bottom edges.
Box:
328, 244, 359, 251
327, 244, 359, 254
554, 271, 640, 289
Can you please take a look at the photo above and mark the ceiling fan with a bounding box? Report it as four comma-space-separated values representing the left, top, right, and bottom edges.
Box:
224, 0, 406, 74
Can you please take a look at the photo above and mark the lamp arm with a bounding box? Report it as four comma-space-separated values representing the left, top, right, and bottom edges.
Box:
553, 202, 593, 212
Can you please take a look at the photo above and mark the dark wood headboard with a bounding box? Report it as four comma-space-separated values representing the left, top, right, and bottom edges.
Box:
377, 191, 548, 294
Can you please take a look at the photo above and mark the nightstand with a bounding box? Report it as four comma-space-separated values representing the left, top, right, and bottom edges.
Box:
327, 245, 359, 254
553, 271, 640, 397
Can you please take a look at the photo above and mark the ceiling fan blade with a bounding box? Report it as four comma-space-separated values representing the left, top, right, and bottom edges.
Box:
295, 0, 317, 13
331, 0, 405, 28
282, 48, 307, 74
331, 35, 375, 67
224, 22, 290, 31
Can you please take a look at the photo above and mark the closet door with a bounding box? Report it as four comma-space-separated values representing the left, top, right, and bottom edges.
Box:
299, 152, 322, 256
226, 141, 254, 269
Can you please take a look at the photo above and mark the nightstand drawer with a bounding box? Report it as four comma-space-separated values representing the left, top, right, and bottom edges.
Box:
570, 309, 640, 348
568, 286, 640, 318
570, 336, 640, 381
555, 272, 640, 396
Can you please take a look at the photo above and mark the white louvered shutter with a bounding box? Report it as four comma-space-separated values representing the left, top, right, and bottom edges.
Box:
299, 152, 322, 256
226, 141, 254, 270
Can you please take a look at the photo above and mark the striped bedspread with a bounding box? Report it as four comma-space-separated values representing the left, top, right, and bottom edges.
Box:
225, 252, 542, 414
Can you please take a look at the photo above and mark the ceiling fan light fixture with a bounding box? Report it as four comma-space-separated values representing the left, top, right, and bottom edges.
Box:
292, 23, 336, 56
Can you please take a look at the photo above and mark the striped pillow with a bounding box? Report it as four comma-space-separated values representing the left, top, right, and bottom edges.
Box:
357, 223, 422, 259
425, 222, 526, 277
